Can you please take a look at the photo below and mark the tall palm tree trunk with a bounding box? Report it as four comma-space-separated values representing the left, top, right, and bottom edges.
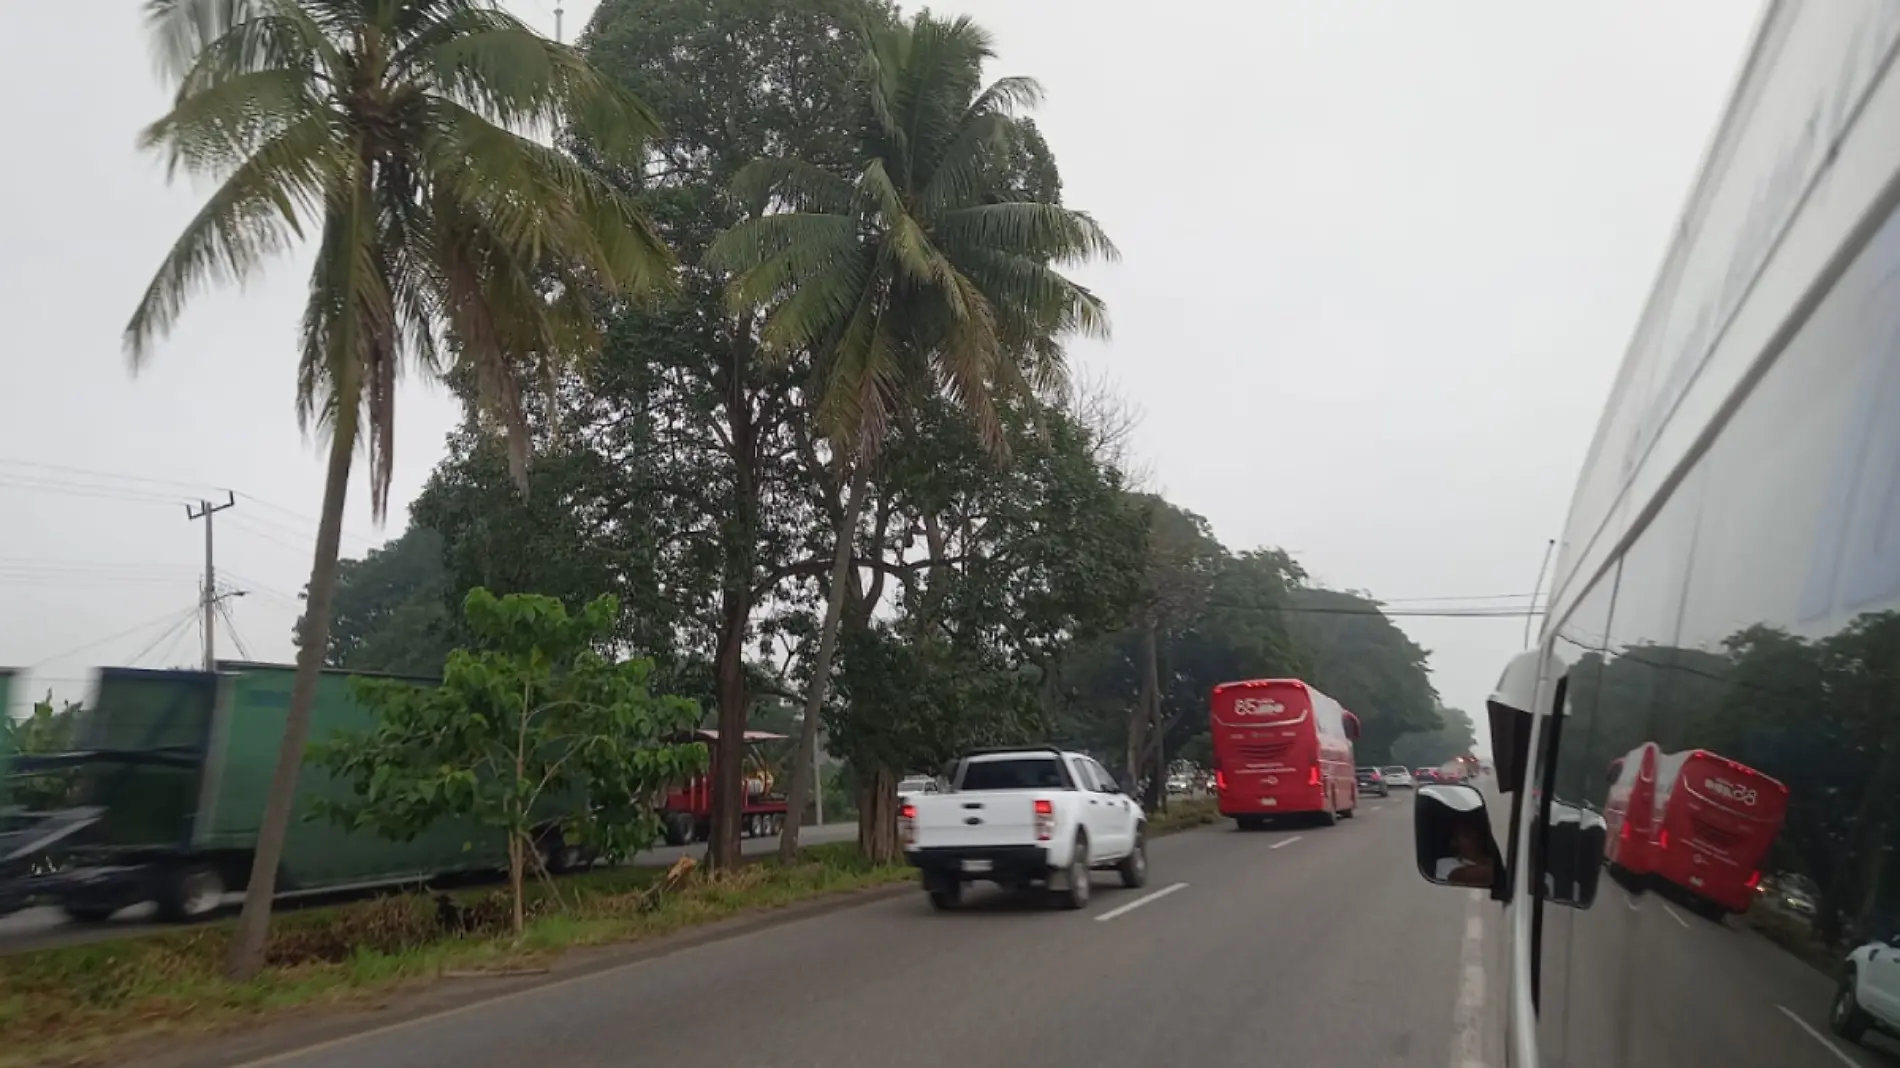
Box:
777, 462, 868, 862
225, 398, 358, 980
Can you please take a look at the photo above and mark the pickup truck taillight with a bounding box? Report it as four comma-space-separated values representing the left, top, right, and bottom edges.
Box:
900, 802, 917, 846
1033, 798, 1055, 841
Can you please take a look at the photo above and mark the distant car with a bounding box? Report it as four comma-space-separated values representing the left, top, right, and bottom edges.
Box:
897, 776, 941, 805
1415, 768, 1440, 784
1356, 766, 1389, 798
1381, 766, 1415, 789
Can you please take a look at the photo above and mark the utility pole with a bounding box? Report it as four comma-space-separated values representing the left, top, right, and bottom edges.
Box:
186, 492, 237, 671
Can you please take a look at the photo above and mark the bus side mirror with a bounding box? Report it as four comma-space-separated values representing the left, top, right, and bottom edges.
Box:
1415, 784, 1503, 897
1542, 803, 1606, 910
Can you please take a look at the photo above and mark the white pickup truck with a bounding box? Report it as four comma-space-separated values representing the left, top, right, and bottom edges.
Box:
900, 746, 1147, 910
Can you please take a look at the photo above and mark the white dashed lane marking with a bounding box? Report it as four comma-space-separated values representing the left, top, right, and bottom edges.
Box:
1269, 835, 1303, 850
1093, 882, 1187, 923
1452, 890, 1488, 1068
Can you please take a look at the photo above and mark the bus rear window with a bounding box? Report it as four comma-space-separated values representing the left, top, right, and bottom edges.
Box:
960, 758, 1067, 791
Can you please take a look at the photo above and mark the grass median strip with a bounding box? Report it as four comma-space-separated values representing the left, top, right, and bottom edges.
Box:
5, 802, 1222, 1068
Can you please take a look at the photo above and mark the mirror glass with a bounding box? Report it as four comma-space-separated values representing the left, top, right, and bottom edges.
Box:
1414, 783, 1501, 890
1542, 801, 1606, 909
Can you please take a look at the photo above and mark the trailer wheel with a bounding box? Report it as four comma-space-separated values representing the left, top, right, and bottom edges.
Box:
662, 813, 693, 847
156, 864, 225, 923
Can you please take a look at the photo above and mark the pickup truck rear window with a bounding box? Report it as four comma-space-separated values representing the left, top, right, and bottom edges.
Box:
960, 757, 1067, 791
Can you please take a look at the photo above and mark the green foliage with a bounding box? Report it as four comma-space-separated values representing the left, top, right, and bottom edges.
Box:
307, 526, 455, 675
311, 588, 706, 932
1, 693, 82, 811
127, 0, 677, 512
707, 8, 1116, 455
1282, 588, 1442, 764
1391, 706, 1478, 769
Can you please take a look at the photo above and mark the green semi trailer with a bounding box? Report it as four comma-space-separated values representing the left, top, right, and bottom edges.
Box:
19, 661, 590, 923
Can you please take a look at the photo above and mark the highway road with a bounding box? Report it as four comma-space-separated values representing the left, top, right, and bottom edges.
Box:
165, 799, 1491, 1068
0, 821, 860, 955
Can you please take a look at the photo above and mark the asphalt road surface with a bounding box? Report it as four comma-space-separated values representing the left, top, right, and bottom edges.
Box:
172, 799, 1487, 1068
0, 821, 860, 955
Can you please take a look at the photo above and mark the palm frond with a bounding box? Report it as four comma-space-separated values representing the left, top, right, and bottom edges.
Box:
730, 158, 856, 216
144, 0, 333, 86
936, 201, 1119, 266
126, 108, 345, 365
758, 255, 876, 355
140, 67, 327, 179
706, 212, 861, 313
417, 19, 662, 166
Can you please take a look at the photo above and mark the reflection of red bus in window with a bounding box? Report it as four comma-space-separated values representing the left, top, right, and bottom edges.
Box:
1603, 742, 1662, 874
1210, 679, 1360, 829
1604, 745, 1788, 915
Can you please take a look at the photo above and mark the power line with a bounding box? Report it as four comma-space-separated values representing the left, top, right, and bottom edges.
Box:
0, 456, 383, 547
27, 605, 202, 669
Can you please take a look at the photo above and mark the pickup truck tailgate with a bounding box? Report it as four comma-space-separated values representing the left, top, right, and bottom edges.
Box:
910, 791, 1043, 849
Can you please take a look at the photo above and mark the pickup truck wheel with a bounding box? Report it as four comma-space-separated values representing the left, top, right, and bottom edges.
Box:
1832, 971, 1871, 1041
928, 882, 962, 911
1057, 836, 1091, 909
1118, 829, 1149, 888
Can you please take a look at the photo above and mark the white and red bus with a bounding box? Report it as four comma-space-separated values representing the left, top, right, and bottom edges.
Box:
1604, 744, 1788, 915
1602, 741, 1662, 874
1210, 678, 1361, 829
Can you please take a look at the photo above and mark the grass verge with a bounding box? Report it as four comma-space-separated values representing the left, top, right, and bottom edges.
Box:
1, 842, 906, 1068
1147, 797, 1220, 836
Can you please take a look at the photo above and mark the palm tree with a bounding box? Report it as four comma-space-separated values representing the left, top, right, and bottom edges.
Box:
708, 11, 1117, 861
126, 0, 675, 978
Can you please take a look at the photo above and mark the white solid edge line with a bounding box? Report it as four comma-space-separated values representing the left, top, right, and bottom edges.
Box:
1269, 835, 1304, 850
1661, 903, 1691, 929
1777, 1005, 1864, 1068
1094, 881, 1188, 922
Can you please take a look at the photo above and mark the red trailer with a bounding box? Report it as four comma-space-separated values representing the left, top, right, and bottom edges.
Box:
660, 729, 793, 846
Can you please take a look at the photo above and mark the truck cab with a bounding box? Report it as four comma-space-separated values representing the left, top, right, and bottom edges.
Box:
900, 746, 1147, 911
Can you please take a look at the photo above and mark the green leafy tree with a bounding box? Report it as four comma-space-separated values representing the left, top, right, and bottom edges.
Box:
708, 11, 1117, 859
125, 0, 677, 977
1391, 706, 1478, 770
312, 588, 704, 936
824, 397, 1145, 858
1282, 588, 1441, 764
309, 526, 455, 675
576, 0, 882, 869
1, 693, 82, 811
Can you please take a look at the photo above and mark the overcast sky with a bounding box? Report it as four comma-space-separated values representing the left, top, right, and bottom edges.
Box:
0, 1, 1763, 751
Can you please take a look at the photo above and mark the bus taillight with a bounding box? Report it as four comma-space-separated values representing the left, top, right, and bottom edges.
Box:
1745, 870, 1761, 890
1214, 770, 1227, 793
1308, 765, 1321, 787
1658, 828, 1670, 849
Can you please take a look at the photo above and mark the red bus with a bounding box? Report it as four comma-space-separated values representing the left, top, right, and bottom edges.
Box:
1603, 742, 1662, 875
1210, 679, 1361, 829
1606, 745, 1788, 915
